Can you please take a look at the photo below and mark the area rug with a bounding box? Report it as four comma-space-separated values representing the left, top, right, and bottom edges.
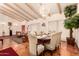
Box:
0, 47, 18, 56
12, 37, 23, 44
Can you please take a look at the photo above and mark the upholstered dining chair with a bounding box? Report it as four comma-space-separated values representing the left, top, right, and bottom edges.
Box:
56, 32, 62, 48
45, 33, 58, 51
28, 34, 44, 56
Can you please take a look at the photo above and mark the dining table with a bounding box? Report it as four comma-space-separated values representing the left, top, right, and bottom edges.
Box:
36, 34, 51, 55
36, 35, 51, 45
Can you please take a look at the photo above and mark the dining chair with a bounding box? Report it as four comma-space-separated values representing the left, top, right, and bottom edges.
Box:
28, 34, 44, 56
45, 33, 58, 51
56, 32, 62, 48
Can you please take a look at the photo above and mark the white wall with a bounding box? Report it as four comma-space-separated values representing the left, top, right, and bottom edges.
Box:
0, 14, 28, 36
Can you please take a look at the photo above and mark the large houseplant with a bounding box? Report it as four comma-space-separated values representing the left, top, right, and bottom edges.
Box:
64, 4, 77, 45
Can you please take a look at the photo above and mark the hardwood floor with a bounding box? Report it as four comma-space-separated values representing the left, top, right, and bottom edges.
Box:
11, 41, 79, 56
0, 39, 79, 56
11, 41, 30, 56
52, 42, 79, 56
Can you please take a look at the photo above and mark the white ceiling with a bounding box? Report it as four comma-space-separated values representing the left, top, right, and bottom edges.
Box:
0, 3, 76, 22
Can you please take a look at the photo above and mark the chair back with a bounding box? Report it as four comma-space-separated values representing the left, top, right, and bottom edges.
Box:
28, 34, 37, 55
49, 33, 58, 50
56, 32, 62, 47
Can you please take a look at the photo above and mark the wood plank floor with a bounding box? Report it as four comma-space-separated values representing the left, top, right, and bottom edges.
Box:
52, 42, 79, 56
11, 41, 79, 56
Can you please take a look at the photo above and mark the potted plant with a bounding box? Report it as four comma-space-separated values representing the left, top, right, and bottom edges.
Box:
64, 4, 77, 46
64, 14, 79, 46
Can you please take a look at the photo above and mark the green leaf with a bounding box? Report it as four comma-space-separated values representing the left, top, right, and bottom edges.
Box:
64, 4, 77, 18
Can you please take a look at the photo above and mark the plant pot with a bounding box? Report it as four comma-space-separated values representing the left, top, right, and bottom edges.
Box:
66, 37, 75, 46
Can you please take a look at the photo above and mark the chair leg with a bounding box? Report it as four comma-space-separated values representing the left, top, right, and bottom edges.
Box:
42, 50, 52, 56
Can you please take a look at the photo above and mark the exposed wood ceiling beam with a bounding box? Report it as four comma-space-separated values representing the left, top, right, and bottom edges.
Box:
57, 3, 62, 14
15, 3, 37, 19
4, 3, 32, 21
25, 3, 43, 18
0, 6, 29, 21
0, 7, 26, 21
0, 9, 22, 21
